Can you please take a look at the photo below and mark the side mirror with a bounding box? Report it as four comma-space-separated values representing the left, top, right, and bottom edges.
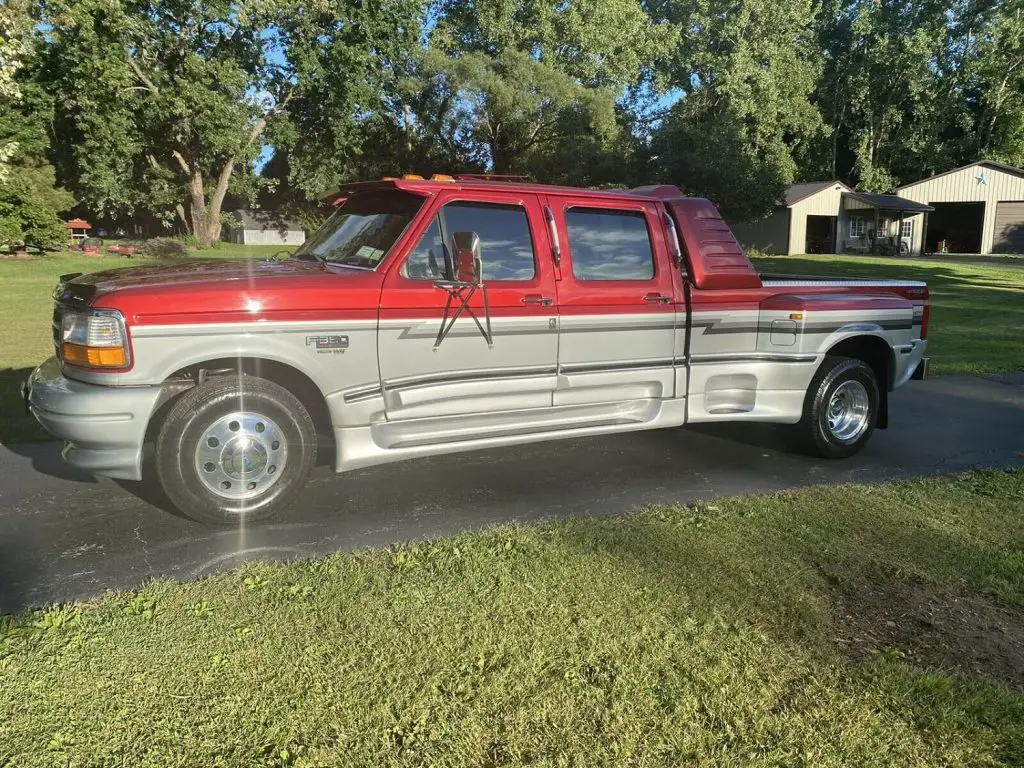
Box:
452, 231, 482, 284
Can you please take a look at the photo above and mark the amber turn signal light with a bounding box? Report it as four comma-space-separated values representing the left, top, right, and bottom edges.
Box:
63, 343, 127, 368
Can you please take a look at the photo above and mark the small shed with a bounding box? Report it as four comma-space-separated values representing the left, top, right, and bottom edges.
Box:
65, 218, 92, 247
730, 181, 933, 256
895, 161, 1024, 254
227, 210, 306, 247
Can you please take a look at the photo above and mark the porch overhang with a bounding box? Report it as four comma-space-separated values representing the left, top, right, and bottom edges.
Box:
842, 192, 934, 214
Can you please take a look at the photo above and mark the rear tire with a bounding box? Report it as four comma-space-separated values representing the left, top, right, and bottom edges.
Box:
796, 356, 879, 459
155, 375, 317, 524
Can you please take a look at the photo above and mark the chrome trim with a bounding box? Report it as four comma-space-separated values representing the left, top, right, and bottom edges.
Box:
342, 383, 384, 403
688, 354, 817, 365
826, 380, 871, 443
559, 358, 675, 374
194, 411, 289, 500
384, 365, 558, 391
544, 205, 561, 267
662, 211, 683, 266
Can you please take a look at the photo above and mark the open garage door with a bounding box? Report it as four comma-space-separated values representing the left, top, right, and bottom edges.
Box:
993, 202, 1024, 254
925, 202, 984, 253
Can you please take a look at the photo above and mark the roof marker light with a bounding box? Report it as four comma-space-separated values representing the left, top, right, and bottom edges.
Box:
401, 174, 424, 180
431, 174, 456, 182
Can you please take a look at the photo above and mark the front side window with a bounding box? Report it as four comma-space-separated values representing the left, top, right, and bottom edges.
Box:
404, 201, 537, 281
294, 191, 424, 268
849, 217, 866, 238
402, 215, 447, 279
900, 219, 913, 238
565, 208, 655, 281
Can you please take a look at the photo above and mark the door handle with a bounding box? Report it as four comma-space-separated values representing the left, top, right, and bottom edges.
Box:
522, 295, 554, 306
643, 293, 671, 304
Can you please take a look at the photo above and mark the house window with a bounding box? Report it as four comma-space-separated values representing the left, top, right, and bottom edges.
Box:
900, 219, 913, 239
849, 217, 866, 238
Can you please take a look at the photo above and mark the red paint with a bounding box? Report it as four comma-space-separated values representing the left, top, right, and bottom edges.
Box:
63, 180, 928, 352
760, 293, 914, 313
543, 194, 681, 313
89, 259, 385, 325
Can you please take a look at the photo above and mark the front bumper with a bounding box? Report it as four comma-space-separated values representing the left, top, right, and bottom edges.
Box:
23, 357, 163, 481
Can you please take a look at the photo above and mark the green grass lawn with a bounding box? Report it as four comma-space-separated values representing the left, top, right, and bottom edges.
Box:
1, 470, 1021, 766
752, 253, 1024, 376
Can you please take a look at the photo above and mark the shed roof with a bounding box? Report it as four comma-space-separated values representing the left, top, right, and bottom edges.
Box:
896, 160, 1024, 191
784, 180, 852, 207
231, 209, 305, 232
843, 192, 934, 213
65, 218, 92, 229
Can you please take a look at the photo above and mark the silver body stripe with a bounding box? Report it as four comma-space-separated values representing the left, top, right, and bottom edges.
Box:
39, 291, 926, 480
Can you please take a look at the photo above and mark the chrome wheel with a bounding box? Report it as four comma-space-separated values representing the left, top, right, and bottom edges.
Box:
193, 411, 288, 501
826, 380, 870, 443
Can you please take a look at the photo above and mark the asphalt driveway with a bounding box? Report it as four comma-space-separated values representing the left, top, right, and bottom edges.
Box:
1, 373, 1022, 614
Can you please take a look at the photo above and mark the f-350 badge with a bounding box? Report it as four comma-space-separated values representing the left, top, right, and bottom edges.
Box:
306, 335, 349, 354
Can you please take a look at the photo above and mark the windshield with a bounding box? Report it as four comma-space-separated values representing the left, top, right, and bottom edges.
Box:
294, 191, 425, 268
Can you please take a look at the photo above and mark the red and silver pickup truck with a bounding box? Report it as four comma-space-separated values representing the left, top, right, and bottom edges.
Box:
25, 177, 929, 523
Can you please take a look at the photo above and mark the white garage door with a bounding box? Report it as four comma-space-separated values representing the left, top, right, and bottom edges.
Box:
993, 201, 1024, 253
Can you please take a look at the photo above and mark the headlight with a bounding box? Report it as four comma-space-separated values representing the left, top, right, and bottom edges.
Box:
61, 309, 130, 368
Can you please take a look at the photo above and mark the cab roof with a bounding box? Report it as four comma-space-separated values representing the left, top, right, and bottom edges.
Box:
324, 176, 685, 205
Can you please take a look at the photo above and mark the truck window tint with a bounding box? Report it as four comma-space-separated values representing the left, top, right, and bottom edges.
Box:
403, 216, 448, 279
442, 202, 536, 281
565, 209, 655, 281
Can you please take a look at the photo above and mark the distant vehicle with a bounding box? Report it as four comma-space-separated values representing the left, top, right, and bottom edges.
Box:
24, 177, 930, 524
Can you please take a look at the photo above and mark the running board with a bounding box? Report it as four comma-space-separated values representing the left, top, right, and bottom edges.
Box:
372, 399, 660, 450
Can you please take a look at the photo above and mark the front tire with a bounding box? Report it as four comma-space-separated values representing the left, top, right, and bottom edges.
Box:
155, 375, 317, 524
797, 357, 879, 459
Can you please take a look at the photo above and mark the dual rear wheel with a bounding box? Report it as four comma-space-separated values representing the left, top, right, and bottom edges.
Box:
797, 356, 880, 458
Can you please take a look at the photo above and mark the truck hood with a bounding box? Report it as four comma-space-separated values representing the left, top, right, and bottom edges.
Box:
58, 258, 384, 321
64, 258, 334, 295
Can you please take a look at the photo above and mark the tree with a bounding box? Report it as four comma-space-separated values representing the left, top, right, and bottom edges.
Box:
0, 80, 76, 249
647, 0, 823, 219
0, 4, 74, 249
806, 0, 955, 189
966, 0, 1024, 166
420, 0, 677, 176
265, 0, 425, 198
42, 0, 422, 248
0, 1, 32, 184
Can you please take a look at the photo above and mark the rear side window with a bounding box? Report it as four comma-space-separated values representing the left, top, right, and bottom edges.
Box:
565, 208, 655, 281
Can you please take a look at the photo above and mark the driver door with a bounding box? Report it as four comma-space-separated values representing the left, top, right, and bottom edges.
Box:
378, 192, 559, 421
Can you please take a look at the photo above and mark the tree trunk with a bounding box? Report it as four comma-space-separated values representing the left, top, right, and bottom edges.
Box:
206, 157, 234, 249
175, 204, 191, 234
188, 168, 211, 248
